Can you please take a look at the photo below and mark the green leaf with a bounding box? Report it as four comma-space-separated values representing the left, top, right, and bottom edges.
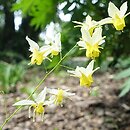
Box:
12, 0, 34, 15
115, 67, 130, 80
12, 0, 58, 29
0, 61, 26, 93
119, 78, 130, 97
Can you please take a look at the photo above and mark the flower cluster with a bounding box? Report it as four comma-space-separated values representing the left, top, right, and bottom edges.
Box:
13, 1, 130, 123
13, 87, 75, 121
26, 32, 61, 65
67, 1, 130, 88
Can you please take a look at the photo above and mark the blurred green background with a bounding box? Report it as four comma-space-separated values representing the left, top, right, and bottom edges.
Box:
0, 0, 130, 95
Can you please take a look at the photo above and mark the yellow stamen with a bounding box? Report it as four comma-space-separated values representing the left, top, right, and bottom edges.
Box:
30, 49, 45, 65
28, 106, 32, 118
54, 89, 64, 105
30, 103, 45, 122
34, 103, 44, 114
86, 43, 101, 59
33, 109, 36, 122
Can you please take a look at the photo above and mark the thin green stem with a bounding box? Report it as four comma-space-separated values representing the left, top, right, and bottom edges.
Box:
0, 43, 77, 130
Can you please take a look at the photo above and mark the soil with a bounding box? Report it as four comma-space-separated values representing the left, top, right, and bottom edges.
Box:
0, 70, 130, 130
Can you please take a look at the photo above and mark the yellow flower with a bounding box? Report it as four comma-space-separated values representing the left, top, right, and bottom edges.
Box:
99, 2, 130, 30
26, 36, 50, 65
68, 60, 99, 87
77, 27, 105, 59
47, 88, 75, 106
13, 87, 50, 121
73, 15, 98, 35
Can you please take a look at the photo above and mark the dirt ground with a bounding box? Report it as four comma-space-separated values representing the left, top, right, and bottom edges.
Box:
0, 70, 130, 130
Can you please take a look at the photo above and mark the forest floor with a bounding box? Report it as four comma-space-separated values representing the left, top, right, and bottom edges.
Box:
0, 69, 130, 130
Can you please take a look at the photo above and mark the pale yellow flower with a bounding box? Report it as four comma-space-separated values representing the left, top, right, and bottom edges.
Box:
45, 33, 61, 57
13, 87, 51, 121
47, 88, 75, 106
99, 2, 130, 30
77, 27, 105, 59
73, 15, 98, 35
26, 36, 50, 65
68, 60, 99, 87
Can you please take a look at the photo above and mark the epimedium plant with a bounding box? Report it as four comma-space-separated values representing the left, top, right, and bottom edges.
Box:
0, 1, 130, 129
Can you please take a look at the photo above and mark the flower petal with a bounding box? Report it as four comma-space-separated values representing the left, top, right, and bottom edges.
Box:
79, 67, 87, 74
55, 33, 61, 45
85, 15, 92, 24
26, 36, 39, 52
108, 2, 120, 17
47, 88, 58, 95
45, 35, 53, 45
35, 87, 47, 103
92, 67, 100, 73
92, 27, 102, 44
73, 21, 83, 25
120, 1, 127, 17
98, 17, 113, 25
67, 66, 81, 77
98, 38, 105, 45
81, 27, 92, 43
77, 41, 86, 49
64, 91, 75, 97
40, 45, 50, 52
13, 100, 35, 106
86, 60, 94, 74
54, 33, 61, 52
125, 12, 130, 17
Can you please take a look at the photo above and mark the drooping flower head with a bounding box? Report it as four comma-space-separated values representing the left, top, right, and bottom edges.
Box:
77, 27, 105, 59
73, 15, 98, 35
13, 87, 50, 121
47, 88, 75, 106
45, 33, 61, 57
26, 36, 50, 65
68, 60, 99, 87
108, 1, 130, 30
99, 2, 130, 30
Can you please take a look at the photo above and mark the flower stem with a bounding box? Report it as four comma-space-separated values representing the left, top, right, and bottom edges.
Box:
0, 43, 77, 130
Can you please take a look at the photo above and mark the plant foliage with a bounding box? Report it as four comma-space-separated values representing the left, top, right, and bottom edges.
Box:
115, 66, 130, 97
12, 0, 58, 29
0, 61, 26, 93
